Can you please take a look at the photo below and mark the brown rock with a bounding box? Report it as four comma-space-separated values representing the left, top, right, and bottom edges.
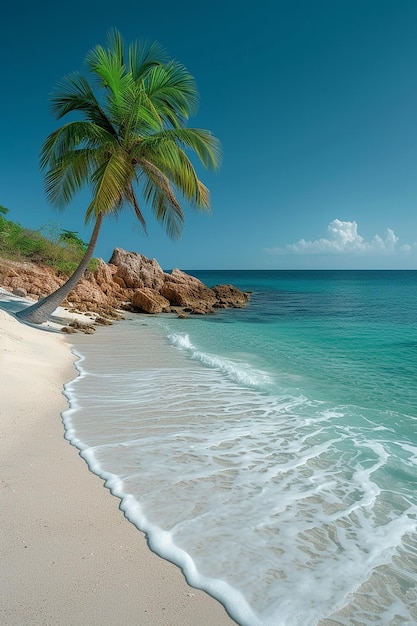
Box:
0, 260, 63, 297
212, 284, 250, 308
61, 326, 77, 334
112, 275, 127, 289
109, 248, 165, 290
12, 287, 27, 297
68, 320, 96, 332
66, 281, 108, 306
94, 317, 113, 326
91, 259, 118, 294
176, 311, 190, 319
131, 288, 171, 314
161, 269, 217, 312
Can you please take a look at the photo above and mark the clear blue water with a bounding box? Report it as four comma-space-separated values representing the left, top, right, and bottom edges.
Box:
63, 270, 417, 625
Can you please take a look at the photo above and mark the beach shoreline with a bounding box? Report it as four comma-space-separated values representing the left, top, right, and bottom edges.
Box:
0, 299, 236, 625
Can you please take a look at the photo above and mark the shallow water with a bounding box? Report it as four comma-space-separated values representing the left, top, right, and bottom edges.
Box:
63, 271, 417, 625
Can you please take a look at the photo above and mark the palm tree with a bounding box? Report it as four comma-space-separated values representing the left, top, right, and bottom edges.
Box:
17, 30, 221, 324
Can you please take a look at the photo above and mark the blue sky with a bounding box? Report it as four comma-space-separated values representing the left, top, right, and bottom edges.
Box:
1, 0, 416, 269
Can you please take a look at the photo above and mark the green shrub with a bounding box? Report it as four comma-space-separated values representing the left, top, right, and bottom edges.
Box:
59, 229, 88, 251
51, 260, 81, 276
0, 210, 98, 277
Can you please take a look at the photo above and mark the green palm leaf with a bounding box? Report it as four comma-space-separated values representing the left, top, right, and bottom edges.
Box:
145, 62, 199, 120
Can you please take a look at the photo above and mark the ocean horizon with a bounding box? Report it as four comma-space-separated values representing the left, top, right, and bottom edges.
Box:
63, 269, 417, 625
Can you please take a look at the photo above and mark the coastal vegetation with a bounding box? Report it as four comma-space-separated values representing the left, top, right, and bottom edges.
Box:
0, 206, 97, 276
17, 29, 220, 324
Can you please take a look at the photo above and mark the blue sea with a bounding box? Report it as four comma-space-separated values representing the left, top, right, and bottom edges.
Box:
63, 270, 417, 626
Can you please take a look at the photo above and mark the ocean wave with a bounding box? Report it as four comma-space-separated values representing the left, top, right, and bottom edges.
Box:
167, 332, 273, 390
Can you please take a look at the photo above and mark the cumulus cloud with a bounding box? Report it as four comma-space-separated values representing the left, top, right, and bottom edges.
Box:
266, 219, 416, 256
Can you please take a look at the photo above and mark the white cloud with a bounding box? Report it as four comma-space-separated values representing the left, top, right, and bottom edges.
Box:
266, 219, 416, 256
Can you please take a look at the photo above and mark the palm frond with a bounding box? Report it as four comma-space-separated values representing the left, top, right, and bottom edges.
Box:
140, 158, 184, 238
85, 152, 135, 222
145, 61, 199, 123
173, 128, 222, 170
106, 28, 125, 67
44, 148, 95, 208
117, 84, 163, 138
141, 128, 221, 171
135, 137, 211, 209
86, 43, 127, 101
50, 72, 117, 134
128, 39, 168, 80
40, 121, 116, 169
125, 184, 147, 233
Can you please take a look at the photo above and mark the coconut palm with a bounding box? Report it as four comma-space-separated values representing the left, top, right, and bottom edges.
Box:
17, 30, 220, 324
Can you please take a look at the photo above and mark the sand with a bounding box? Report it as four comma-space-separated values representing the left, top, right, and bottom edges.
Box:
0, 297, 236, 625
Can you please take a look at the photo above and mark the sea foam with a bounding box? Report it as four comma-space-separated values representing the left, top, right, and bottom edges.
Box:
167, 332, 273, 389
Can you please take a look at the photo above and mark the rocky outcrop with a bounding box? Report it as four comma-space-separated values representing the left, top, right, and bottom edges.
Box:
160, 269, 218, 313
109, 248, 165, 291
131, 288, 171, 314
0, 249, 250, 318
0, 259, 63, 298
66, 259, 124, 309
212, 284, 249, 309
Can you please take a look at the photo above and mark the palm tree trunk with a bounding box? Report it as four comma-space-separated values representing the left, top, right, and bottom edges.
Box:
16, 214, 103, 325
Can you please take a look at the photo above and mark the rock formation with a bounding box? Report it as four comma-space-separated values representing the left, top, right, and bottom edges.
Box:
0, 248, 249, 319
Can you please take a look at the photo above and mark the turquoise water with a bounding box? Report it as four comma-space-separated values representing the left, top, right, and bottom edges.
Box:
63, 271, 417, 625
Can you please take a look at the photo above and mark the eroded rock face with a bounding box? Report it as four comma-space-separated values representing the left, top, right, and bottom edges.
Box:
131, 288, 171, 314
161, 270, 217, 312
12, 287, 27, 297
0, 260, 63, 300
66, 259, 124, 309
109, 248, 165, 290
0, 249, 250, 317
212, 284, 250, 308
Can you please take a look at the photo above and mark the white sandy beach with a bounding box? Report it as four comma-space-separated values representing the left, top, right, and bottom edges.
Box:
0, 299, 236, 625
